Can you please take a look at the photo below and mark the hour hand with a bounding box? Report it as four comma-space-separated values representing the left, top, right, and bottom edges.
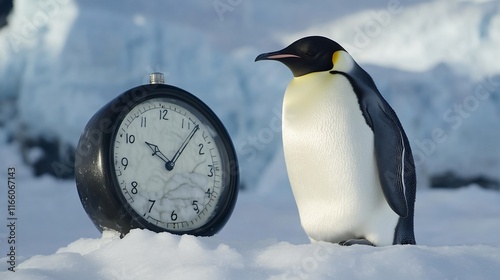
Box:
145, 141, 170, 163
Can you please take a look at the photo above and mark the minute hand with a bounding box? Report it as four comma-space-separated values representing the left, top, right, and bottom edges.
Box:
166, 125, 199, 171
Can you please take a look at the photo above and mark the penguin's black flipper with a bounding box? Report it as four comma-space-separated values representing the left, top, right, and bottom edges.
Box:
369, 103, 413, 218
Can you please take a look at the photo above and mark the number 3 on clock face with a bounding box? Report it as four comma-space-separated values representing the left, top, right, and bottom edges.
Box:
113, 97, 224, 232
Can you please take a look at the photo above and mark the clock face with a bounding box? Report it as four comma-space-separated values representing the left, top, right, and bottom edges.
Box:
111, 96, 226, 232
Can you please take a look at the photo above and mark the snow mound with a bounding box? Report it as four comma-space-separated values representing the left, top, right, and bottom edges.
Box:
1, 229, 499, 280
1, 139, 500, 279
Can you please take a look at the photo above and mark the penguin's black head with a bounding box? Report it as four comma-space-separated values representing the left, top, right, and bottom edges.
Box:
255, 36, 345, 77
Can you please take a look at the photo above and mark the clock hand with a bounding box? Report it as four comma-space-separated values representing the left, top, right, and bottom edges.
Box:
145, 141, 171, 163
165, 125, 199, 171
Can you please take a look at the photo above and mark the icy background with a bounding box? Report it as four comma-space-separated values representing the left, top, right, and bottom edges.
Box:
0, 0, 500, 279
1, 0, 499, 188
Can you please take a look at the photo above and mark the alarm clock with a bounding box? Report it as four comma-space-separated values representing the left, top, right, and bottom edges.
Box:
75, 72, 239, 237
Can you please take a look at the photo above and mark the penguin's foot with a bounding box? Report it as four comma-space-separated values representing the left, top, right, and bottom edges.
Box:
339, 239, 374, 246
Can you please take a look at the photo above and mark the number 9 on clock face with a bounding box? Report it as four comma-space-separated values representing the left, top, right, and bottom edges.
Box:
112, 97, 227, 233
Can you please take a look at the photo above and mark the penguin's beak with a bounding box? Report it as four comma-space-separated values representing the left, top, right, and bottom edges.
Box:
255, 51, 301, 62
255, 48, 307, 77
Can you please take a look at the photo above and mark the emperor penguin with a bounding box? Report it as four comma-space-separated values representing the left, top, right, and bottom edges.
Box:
255, 36, 416, 246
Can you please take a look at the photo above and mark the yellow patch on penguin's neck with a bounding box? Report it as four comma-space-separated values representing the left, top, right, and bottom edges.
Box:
331, 50, 354, 72
283, 70, 334, 121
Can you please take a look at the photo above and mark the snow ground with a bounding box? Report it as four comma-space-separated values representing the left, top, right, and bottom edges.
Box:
1, 0, 500, 279
1, 139, 500, 279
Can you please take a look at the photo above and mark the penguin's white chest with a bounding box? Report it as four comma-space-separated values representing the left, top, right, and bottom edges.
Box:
282, 73, 397, 245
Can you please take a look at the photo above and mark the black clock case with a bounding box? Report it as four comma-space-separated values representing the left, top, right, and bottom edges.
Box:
75, 83, 239, 237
